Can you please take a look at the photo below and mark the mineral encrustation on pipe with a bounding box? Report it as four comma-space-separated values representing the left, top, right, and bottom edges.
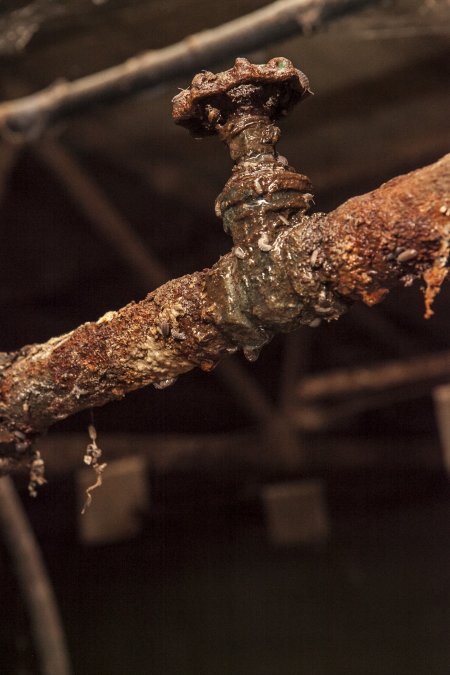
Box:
1, 58, 449, 471
173, 57, 336, 352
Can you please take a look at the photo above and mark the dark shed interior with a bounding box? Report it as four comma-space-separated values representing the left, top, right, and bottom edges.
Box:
0, 1, 449, 674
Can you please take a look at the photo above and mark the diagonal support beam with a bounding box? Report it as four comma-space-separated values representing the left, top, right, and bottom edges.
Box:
0, 0, 377, 139
288, 349, 450, 431
36, 140, 168, 288
0, 476, 72, 674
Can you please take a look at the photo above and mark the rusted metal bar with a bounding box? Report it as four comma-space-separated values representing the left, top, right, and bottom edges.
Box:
0, 0, 376, 139
36, 432, 444, 476
36, 139, 304, 467
0, 476, 72, 675
288, 349, 450, 431
291, 384, 447, 432
295, 350, 450, 402
35, 140, 168, 288
0, 58, 449, 471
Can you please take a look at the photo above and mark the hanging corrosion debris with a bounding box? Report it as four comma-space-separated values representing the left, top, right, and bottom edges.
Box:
0, 58, 449, 470
81, 423, 107, 514
28, 450, 47, 497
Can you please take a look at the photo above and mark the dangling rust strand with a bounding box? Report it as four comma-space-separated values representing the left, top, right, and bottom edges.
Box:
0, 58, 449, 472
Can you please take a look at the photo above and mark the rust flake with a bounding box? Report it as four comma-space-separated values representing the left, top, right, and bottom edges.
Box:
423, 265, 448, 318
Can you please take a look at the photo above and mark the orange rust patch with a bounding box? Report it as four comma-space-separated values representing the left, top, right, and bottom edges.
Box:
423, 265, 448, 319
200, 359, 216, 372
361, 287, 390, 306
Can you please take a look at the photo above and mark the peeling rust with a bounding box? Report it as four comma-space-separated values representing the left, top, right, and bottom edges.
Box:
423, 264, 448, 319
317, 155, 450, 315
0, 270, 235, 442
0, 57, 449, 468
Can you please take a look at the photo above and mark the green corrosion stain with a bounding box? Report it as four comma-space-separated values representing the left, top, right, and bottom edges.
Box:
276, 59, 288, 71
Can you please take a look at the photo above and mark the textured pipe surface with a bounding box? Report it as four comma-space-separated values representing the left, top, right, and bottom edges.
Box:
0, 57, 449, 470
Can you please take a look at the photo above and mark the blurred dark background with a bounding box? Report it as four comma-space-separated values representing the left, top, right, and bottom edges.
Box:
0, 1, 449, 674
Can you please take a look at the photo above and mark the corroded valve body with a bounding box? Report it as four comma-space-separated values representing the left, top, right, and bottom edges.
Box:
173, 57, 346, 351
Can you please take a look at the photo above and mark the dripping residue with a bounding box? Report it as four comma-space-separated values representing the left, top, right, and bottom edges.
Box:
153, 377, 177, 389
28, 450, 47, 497
243, 345, 261, 362
81, 421, 107, 514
